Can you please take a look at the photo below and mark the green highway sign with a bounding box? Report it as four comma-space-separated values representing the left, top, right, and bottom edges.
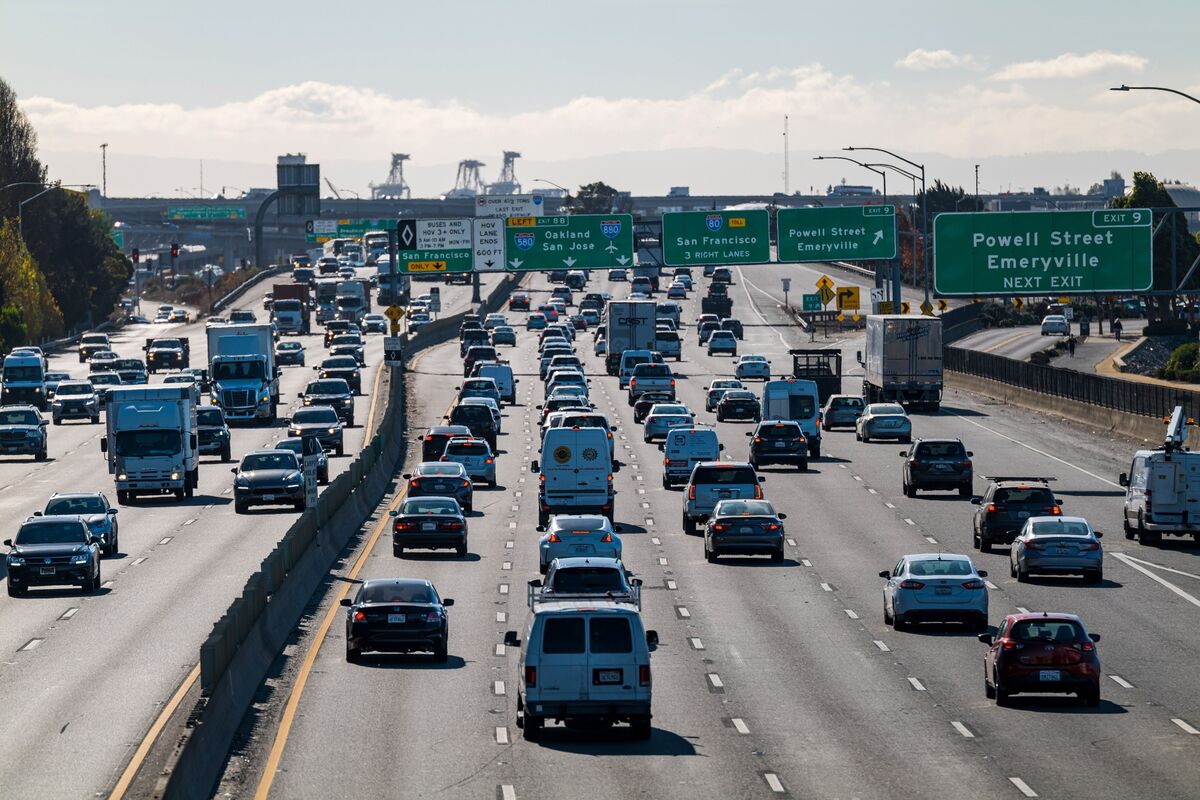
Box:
396, 218, 473, 274
661, 209, 770, 266
306, 218, 395, 244
801, 293, 822, 312
777, 205, 896, 263
110, 229, 124, 248
166, 206, 247, 221
504, 214, 633, 271
934, 209, 1153, 297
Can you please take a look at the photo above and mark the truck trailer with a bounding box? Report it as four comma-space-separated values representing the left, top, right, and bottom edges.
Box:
603, 300, 658, 375
857, 315, 943, 410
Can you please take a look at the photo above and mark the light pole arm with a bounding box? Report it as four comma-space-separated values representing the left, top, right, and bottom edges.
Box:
1111, 85, 1200, 105
844, 146, 924, 174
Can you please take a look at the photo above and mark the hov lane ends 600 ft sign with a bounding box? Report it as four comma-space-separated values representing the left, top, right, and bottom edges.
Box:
934, 209, 1153, 297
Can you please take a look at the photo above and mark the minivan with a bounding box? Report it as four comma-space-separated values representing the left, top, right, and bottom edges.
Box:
510, 600, 656, 741
533, 427, 617, 526
760, 379, 823, 458
661, 427, 723, 488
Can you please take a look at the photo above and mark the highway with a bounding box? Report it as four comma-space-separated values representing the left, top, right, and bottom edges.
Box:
225, 269, 1200, 800
0, 272, 481, 798
954, 325, 1126, 373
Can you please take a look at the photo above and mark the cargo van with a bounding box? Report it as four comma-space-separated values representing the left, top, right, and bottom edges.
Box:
761, 379, 822, 458
1120, 408, 1200, 544
661, 427, 723, 488
508, 599, 657, 741
533, 427, 617, 526
475, 363, 517, 404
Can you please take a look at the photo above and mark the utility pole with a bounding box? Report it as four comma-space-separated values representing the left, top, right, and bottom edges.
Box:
100, 144, 108, 197
975, 164, 980, 210
783, 115, 790, 195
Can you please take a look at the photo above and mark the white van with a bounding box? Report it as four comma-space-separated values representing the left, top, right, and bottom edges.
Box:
534, 427, 617, 526
1120, 448, 1200, 544
661, 427, 722, 488
761, 379, 822, 458
475, 363, 517, 404
508, 599, 657, 741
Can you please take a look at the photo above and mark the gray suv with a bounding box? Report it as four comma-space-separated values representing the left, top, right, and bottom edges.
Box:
682, 461, 765, 536
0, 405, 48, 461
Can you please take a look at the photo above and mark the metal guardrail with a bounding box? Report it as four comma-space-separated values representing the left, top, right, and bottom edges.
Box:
945, 345, 1200, 420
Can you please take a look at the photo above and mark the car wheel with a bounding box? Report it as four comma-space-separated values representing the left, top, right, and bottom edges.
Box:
809, 443, 820, 458
320, 469, 329, 485
901, 436, 911, 444
631, 718, 652, 740
985, 676, 996, 699
1009, 559, 1017, 578
294, 501, 306, 512
7, 581, 26, 598
861, 432, 870, 443
117, 490, 129, 505
456, 544, 467, 557
433, 642, 449, 663
705, 543, 717, 563
336, 443, 344, 456
346, 645, 362, 663
235, 500, 248, 514
348, 417, 356, 428
883, 604, 893, 625
798, 461, 807, 472
52, 417, 60, 425
487, 479, 497, 489
683, 515, 697, 536
1123, 516, 1135, 540
904, 482, 916, 498
91, 415, 100, 425
893, 614, 908, 631
771, 547, 784, 563
1017, 565, 1030, 583
1086, 569, 1103, 584
978, 531, 992, 554
959, 483, 972, 498
523, 714, 543, 741
662, 477, 670, 489
855, 429, 862, 441
1082, 687, 1101, 707
35, 449, 46, 462
995, 683, 1012, 706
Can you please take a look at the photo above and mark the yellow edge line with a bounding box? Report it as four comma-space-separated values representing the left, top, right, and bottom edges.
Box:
109, 664, 201, 800
254, 344, 449, 800
983, 330, 1031, 354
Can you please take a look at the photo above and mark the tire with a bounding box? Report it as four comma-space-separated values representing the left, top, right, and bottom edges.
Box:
716, 412, 724, 422
185, 471, 195, 498
393, 545, 403, 557
487, 479, 497, 489
771, 547, 784, 563
883, 604, 894, 625
456, 544, 467, 557
538, 508, 549, 527
662, 477, 670, 489
91, 415, 100, 425
294, 501, 306, 512
893, 615, 908, 631
855, 430, 862, 441
523, 714, 543, 741
705, 542, 717, 563
347, 416, 356, 428
1017, 565, 1030, 583
861, 432, 870, 443
1123, 515, 1135, 540
904, 482, 915, 498
52, 417, 60, 426
117, 490, 129, 505
336, 443, 345, 457
683, 515, 697, 536
1086, 569, 1103, 584
174, 488, 185, 500
631, 718, 652, 740
901, 436, 912, 444
798, 461, 807, 472
995, 684, 1012, 707
346, 645, 362, 664
1082, 687, 1101, 707
810, 443, 821, 459
320, 470, 329, 485
978, 530, 992, 554
959, 483, 972, 498
433, 641, 449, 663
222, 444, 232, 462
235, 500, 248, 514
35, 449, 46, 462
1138, 519, 1161, 546
1009, 559, 1017, 578
985, 677, 996, 699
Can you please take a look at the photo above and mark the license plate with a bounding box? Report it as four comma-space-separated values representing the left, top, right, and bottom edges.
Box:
422, 522, 436, 531
387, 614, 406, 624
739, 526, 753, 533
1039, 670, 1061, 682
596, 669, 621, 684
932, 464, 951, 471
718, 490, 733, 498
775, 442, 785, 448
433, 484, 447, 492
1018, 511, 1030, 518
1055, 547, 1071, 554
934, 586, 951, 595
40, 566, 55, 575
571, 544, 593, 553
263, 494, 275, 502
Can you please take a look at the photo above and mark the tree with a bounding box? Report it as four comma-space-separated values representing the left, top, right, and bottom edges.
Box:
0, 220, 62, 342
566, 182, 620, 214
913, 179, 969, 230
0, 77, 46, 219
1112, 170, 1200, 319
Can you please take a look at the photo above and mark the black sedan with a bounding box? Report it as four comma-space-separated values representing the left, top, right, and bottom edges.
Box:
315, 356, 362, 394
704, 499, 787, 563
5, 515, 102, 596
390, 496, 468, 557
232, 449, 306, 513
416, 424, 473, 462
343, 578, 454, 662
404, 462, 474, 511
197, 405, 232, 462
288, 406, 345, 456
633, 391, 674, 424
716, 390, 761, 422
299, 378, 355, 425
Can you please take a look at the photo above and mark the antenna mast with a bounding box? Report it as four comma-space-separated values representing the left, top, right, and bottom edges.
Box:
783, 115, 790, 195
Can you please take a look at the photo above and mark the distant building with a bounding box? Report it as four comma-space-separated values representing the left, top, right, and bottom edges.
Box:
668, 186, 690, 198
1102, 177, 1127, 199
827, 184, 875, 198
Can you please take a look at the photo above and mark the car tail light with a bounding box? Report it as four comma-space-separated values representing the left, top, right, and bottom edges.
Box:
525, 666, 537, 687
1002, 639, 1019, 650
639, 664, 651, 686
547, 532, 561, 542
438, 521, 463, 531
816, 415, 822, 430
425, 435, 434, 441
1077, 640, 1095, 652
898, 580, 925, 589
670, 379, 676, 387
1050, 506, 1062, 515
764, 523, 780, 531
908, 459, 918, 466
712, 523, 727, 531
963, 460, 972, 468
961, 580, 985, 589
630, 379, 637, 388
599, 532, 613, 543
987, 504, 998, 513
485, 458, 494, 464
1080, 541, 1100, 551
1025, 540, 1045, 550
688, 485, 696, 500
461, 480, 471, 488
425, 612, 440, 623
754, 485, 763, 499
353, 611, 366, 621
409, 478, 421, 487
394, 521, 417, 531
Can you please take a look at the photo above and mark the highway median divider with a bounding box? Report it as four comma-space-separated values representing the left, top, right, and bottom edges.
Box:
140, 271, 526, 800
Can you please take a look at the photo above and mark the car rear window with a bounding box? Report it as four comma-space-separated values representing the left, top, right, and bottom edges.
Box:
759, 423, 801, 437
448, 443, 489, 455
993, 487, 1055, 504
451, 407, 491, 423
830, 397, 865, 409
908, 559, 972, 577
656, 332, 679, 342
1030, 520, 1091, 536
1010, 620, 1085, 643
693, 466, 757, 485
552, 567, 627, 593
362, 583, 433, 604
916, 442, 965, 458
716, 500, 774, 516
590, 617, 633, 654
543, 617, 586, 654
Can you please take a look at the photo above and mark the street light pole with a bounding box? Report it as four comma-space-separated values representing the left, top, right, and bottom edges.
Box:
1110, 84, 1200, 105
814, 156, 896, 307
846, 147, 930, 308
100, 143, 108, 197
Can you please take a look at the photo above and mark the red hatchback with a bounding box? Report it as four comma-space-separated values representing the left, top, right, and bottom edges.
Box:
980, 612, 1101, 706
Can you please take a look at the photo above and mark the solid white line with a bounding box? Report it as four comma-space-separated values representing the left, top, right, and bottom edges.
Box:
690, 637, 705, 650
495, 644, 505, 657
874, 640, 890, 652
820, 583, 833, 592
59, 607, 79, 620
500, 784, 517, 800
1009, 777, 1038, 797
763, 773, 786, 793
951, 721, 975, 739
493, 680, 506, 696
495, 726, 509, 745
731, 717, 750, 734
1110, 674, 1134, 689
1172, 718, 1200, 735
1112, 553, 1200, 609
677, 606, 691, 618
496, 612, 507, 623
845, 609, 859, 620
19, 638, 43, 651
1119, 553, 1200, 582
908, 677, 927, 691
707, 673, 724, 689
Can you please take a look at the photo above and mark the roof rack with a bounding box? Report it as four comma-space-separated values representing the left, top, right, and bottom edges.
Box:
980, 476, 1057, 483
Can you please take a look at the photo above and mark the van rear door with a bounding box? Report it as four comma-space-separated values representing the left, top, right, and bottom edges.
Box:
587, 613, 642, 703
543, 429, 610, 503
534, 615, 588, 703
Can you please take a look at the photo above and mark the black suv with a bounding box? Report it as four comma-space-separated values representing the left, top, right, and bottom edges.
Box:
901, 439, 973, 497
300, 378, 355, 425
323, 319, 352, 348
720, 318, 744, 339
197, 405, 233, 461
747, 420, 807, 470
316, 356, 362, 394
971, 477, 1061, 552
5, 515, 102, 596
447, 403, 498, 450
460, 329, 490, 357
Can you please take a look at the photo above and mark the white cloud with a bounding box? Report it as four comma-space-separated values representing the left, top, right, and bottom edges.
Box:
895, 48, 979, 71
992, 50, 1147, 80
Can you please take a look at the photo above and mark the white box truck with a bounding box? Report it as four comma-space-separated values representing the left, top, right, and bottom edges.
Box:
207, 323, 279, 422
857, 315, 943, 410
102, 384, 200, 504
604, 300, 657, 375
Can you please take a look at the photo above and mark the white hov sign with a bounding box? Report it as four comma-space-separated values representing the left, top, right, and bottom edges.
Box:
473, 218, 506, 272
474, 194, 543, 218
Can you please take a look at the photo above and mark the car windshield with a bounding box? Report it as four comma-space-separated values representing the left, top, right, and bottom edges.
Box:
17, 521, 88, 545
716, 500, 775, 516
294, 408, 339, 424
693, 466, 757, 485
362, 582, 434, 604
163, 376, 193, 384
115, 429, 181, 457
402, 498, 459, 515
82, 335, 108, 345
275, 440, 302, 455
241, 452, 298, 471
1010, 620, 1085, 643
993, 487, 1055, 504
213, 361, 265, 380
3, 366, 42, 381
712, 381, 741, 389
197, 408, 225, 426
323, 358, 357, 369
45, 496, 107, 515
419, 463, 462, 476
55, 383, 92, 396
908, 559, 973, 577
916, 442, 965, 457
331, 336, 360, 345
0, 409, 39, 425
1030, 520, 1091, 536
308, 381, 348, 395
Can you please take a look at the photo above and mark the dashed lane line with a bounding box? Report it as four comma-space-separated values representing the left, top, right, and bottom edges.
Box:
1009, 777, 1038, 797
873, 640, 890, 652
763, 773, 786, 794
1172, 718, 1200, 735
1110, 675, 1134, 689
731, 717, 750, 734
908, 677, 927, 691
951, 721, 976, 739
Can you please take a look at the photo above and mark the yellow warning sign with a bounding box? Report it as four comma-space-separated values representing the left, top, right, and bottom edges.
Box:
836, 286, 860, 311
385, 305, 405, 321
818, 286, 835, 306
937, 299, 949, 312
405, 260, 447, 272
900, 301, 912, 314
816, 274, 834, 291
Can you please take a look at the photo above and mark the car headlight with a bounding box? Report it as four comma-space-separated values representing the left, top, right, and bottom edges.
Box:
342, 398, 352, 405
7, 556, 25, 566
327, 427, 338, 434
235, 477, 249, 487
52, 400, 62, 407
170, 471, 180, 480
71, 554, 89, 565
117, 473, 127, 481
286, 472, 302, 486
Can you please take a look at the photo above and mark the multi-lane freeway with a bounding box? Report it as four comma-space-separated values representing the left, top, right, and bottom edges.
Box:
197, 267, 1200, 800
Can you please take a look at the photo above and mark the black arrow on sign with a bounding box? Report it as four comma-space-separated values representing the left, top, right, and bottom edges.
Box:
485, 260, 495, 268
838, 289, 856, 303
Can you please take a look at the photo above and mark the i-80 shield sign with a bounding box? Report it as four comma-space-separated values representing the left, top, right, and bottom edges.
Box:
503, 214, 634, 271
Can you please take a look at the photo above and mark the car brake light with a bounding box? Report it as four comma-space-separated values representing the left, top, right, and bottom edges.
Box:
987, 504, 997, 513
765, 523, 780, 531
961, 580, 985, 589
1080, 541, 1100, 551
1002, 640, 1018, 650
461, 480, 471, 487
1077, 641, 1095, 652
639, 664, 651, 686
485, 458, 494, 464
438, 521, 463, 531
688, 485, 695, 500
754, 436, 762, 443
816, 415, 822, 429
1050, 506, 1062, 515
670, 379, 676, 386
963, 460, 972, 468
410, 478, 421, 486
547, 532, 561, 542
525, 666, 537, 687
425, 612, 440, 623
600, 532, 613, 543
395, 521, 416, 531
1025, 540, 1045, 550
898, 580, 925, 589
754, 485, 763, 500
353, 611, 366, 621
712, 523, 727, 531
425, 435, 433, 441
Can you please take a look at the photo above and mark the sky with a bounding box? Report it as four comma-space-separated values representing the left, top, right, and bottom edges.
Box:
4, 0, 1199, 198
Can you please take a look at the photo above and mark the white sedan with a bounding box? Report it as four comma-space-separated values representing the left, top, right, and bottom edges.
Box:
880, 552, 989, 630
734, 354, 771, 381
537, 514, 622, 574
1040, 314, 1069, 335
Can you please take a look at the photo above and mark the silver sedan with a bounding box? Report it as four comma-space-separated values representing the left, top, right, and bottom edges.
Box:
880, 552, 988, 630
1011, 516, 1104, 583
856, 403, 912, 443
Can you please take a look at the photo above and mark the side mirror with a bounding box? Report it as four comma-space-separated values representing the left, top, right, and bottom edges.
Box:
2, 539, 11, 547
856, 350, 863, 364
977, 633, 993, 645
610, 426, 617, 432
758, 475, 766, 482
503, 630, 520, 647
878, 570, 890, 579
297, 392, 304, 398
32, 511, 42, 517
528, 579, 543, 589
312, 365, 318, 370
108, 509, 118, 515
1089, 633, 1101, 642
442, 598, 454, 607
646, 630, 659, 648
530, 461, 540, 473
745, 431, 752, 437
339, 598, 352, 607
1094, 531, 1104, 538
899, 451, 908, 458
536, 404, 543, 410
1055, 498, 1064, 505
977, 570, 989, 578
39, 419, 47, 427
970, 497, 983, 505
967, 451, 974, 457
89, 536, 101, 545
402, 474, 412, 480
1118, 473, 1129, 487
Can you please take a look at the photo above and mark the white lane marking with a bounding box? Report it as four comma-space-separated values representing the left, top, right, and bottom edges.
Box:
638, 488, 645, 495
839, 464, 847, 469
665, 579, 678, 590
508, 522, 517, 529
677, 606, 691, 618
514, 491, 522, 498
731, 717, 750, 734
707, 673, 724, 689
1112, 553, 1200, 609
820, 583, 832, 592
800, 559, 812, 567
1172, 718, 1200, 735
689, 637, 705, 650
494, 680, 506, 696
496, 612, 507, 623
636, 475, 643, 481
494, 644, 505, 657
495, 726, 509, 745
183, 518, 196, 526
884, 502, 896, 509
500, 786, 517, 800
1009, 777, 1038, 797
903, 518, 915, 526
984, 580, 998, 590
642, 502, 650, 509
853, 475, 863, 482
19, 638, 43, 651
844, 609, 859, 620
102, 580, 114, 589
658, 557, 668, 566
908, 677, 927, 691
925, 536, 938, 544
510, 505, 519, 512
1110, 674, 1134, 689
132, 557, 147, 566
874, 640, 890, 652
1016, 606, 1030, 614
651, 537, 662, 545
1119, 553, 1200, 582
735, 267, 791, 349
947, 410, 1123, 488
498, 584, 509, 595
159, 537, 172, 545
763, 773, 786, 794
502, 561, 512, 570
222, 487, 232, 494
645, 518, 655, 526
505, 540, 514, 548
951, 721, 975, 738
59, 607, 79, 620
867, 488, 878, 495
786, 538, 797, 547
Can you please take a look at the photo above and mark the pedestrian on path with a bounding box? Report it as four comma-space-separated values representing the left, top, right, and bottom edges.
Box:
1067, 335, 1076, 357
1113, 317, 1123, 342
